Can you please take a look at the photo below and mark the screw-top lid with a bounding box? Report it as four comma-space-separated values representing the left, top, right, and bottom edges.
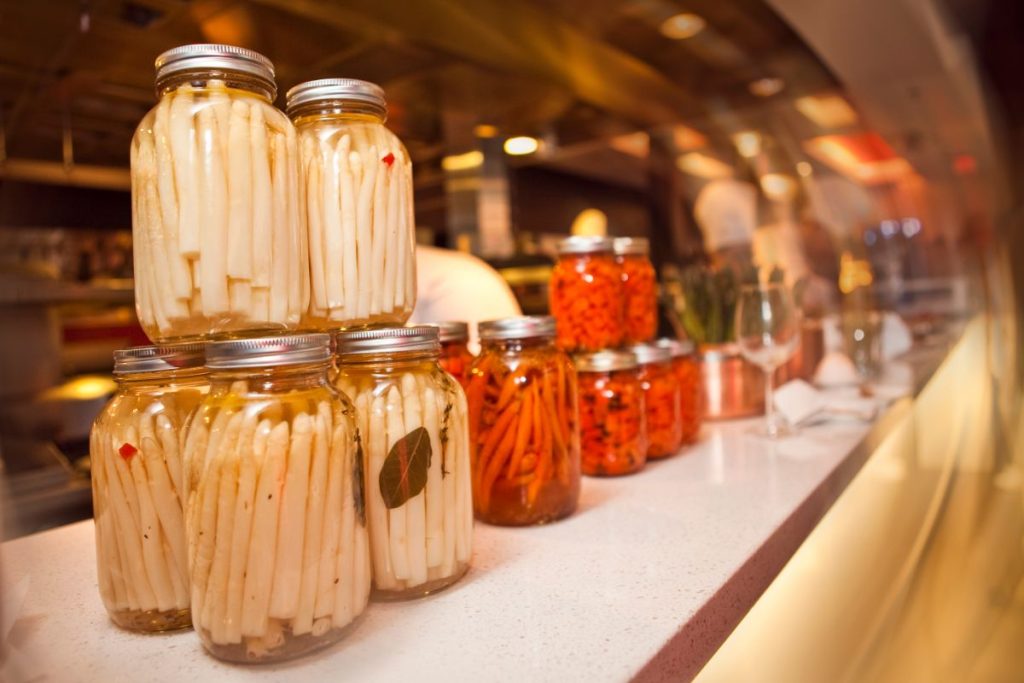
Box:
555, 235, 615, 255
574, 350, 638, 373
113, 342, 206, 376
205, 334, 330, 370
627, 343, 673, 365
335, 326, 440, 357
427, 321, 469, 344
154, 44, 276, 96
286, 78, 386, 117
613, 236, 650, 256
478, 316, 555, 341
654, 337, 696, 358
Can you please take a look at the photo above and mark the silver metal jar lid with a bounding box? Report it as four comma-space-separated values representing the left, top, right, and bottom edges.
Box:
627, 343, 673, 365
478, 316, 555, 341
205, 333, 330, 370
613, 236, 650, 256
113, 342, 205, 376
574, 350, 638, 373
555, 235, 615, 255
427, 321, 469, 343
654, 337, 696, 358
285, 78, 386, 116
154, 44, 276, 95
335, 326, 440, 357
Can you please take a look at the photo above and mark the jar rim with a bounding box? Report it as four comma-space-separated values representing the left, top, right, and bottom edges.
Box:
426, 321, 469, 343
573, 350, 638, 372
205, 333, 331, 370
113, 341, 205, 375
626, 343, 673, 365
286, 78, 386, 118
654, 337, 696, 358
478, 316, 555, 341
555, 235, 615, 255
613, 236, 649, 256
335, 325, 440, 357
154, 43, 276, 97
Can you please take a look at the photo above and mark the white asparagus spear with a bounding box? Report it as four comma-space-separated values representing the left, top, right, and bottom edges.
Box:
140, 434, 187, 585
440, 387, 457, 577
385, 386, 411, 582
140, 148, 190, 322
226, 100, 253, 280
155, 414, 184, 504
104, 436, 158, 611
129, 158, 157, 331
165, 532, 189, 608
322, 137, 345, 312
402, 161, 417, 309
134, 165, 171, 335
315, 406, 343, 620
250, 104, 273, 288
112, 429, 164, 607
401, 374, 429, 586
303, 142, 328, 316
332, 416, 355, 626
251, 287, 271, 323
269, 133, 290, 324
353, 147, 376, 321
168, 86, 199, 257
198, 412, 244, 642
395, 160, 413, 310
98, 502, 128, 610
269, 412, 312, 619
241, 420, 287, 638
352, 509, 371, 612
229, 279, 252, 316
339, 137, 358, 322
368, 136, 388, 316
223, 413, 260, 644
293, 407, 330, 635
454, 390, 473, 564
197, 106, 230, 317
207, 80, 232, 163
152, 96, 192, 300
381, 161, 400, 316
361, 390, 390, 589
422, 382, 444, 568
286, 124, 304, 324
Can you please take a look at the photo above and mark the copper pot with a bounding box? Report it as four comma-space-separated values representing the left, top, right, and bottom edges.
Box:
698, 343, 765, 420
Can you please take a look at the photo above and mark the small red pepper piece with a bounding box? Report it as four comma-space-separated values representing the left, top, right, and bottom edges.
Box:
382, 152, 395, 167
119, 443, 138, 460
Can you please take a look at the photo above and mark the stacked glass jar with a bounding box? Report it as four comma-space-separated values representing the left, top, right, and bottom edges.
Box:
432, 321, 474, 388
466, 316, 581, 525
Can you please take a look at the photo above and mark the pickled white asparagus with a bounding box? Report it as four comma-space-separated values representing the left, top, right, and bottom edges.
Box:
131, 80, 303, 340
183, 403, 369, 659
91, 389, 204, 630
335, 371, 472, 597
296, 123, 416, 329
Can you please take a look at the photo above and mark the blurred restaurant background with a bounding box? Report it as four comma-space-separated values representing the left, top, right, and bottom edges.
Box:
0, 0, 1021, 679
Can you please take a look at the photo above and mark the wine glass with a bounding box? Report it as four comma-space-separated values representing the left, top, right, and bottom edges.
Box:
735, 282, 801, 438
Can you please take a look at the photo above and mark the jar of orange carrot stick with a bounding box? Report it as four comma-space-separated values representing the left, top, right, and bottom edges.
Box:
466, 316, 580, 526
629, 344, 683, 459
655, 338, 703, 445
549, 236, 624, 352
613, 237, 657, 344
433, 321, 474, 389
574, 351, 647, 476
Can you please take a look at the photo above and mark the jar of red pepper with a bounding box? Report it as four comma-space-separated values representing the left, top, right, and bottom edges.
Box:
655, 338, 703, 445
629, 343, 682, 459
574, 350, 647, 476
613, 237, 657, 344
433, 321, 474, 388
549, 236, 624, 352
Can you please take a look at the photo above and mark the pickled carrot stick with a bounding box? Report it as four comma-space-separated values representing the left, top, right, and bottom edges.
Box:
505, 386, 534, 479
479, 413, 518, 512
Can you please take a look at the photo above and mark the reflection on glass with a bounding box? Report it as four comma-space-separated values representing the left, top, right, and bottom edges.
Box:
735, 283, 801, 438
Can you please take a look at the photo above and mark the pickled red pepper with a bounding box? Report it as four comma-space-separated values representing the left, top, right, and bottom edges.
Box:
614, 238, 657, 344
632, 345, 682, 459
467, 318, 579, 525
549, 237, 624, 352
575, 352, 647, 476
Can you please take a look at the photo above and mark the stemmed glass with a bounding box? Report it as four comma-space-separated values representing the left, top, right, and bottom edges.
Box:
735, 282, 801, 438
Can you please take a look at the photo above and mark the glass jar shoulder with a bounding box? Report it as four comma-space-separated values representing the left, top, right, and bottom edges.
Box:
295, 117, 409, 161
134, 84, 287, 145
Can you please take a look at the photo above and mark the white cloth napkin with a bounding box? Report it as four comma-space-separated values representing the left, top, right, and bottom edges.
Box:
774, 379, 878, 426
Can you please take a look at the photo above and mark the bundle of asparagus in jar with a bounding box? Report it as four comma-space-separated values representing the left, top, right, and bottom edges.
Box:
90, 343, 208, 632
334, 327, 472, 599
131, 44, 306, 341
182, 334, 369, 662
287, 79, 416, 329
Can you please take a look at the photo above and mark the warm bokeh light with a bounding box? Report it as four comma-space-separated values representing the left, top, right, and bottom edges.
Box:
759, 173, 798, 201
748, 77, 785, 97
794, 94, 858, 129
473, 124, 499, 138
660, 13, 706, 40
441, 150, 484, 171
41, 375, 117, 401
676, 152, 734, 179
804, 133, 913, 185
796, 161, 813, 177
609, 131, 650, 158
733, 131, 761, 158
570, 208, 608, 237
503, 136, 540, 155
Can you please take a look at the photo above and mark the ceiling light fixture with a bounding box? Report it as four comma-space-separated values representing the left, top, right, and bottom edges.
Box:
504, 136, 540, 156
748, 77, 785, 98
660, 13, 705, 40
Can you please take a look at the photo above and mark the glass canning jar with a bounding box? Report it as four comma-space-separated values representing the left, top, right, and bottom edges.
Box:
614, 237, 658, 344
466, 316, 581, 526
655, 338, 703, 445
433, 321, 474, 389
334, 326, 472, 599
132, 44, 304, 341
574, 351, 648, 476
90, 342, 208, 632
287, 79, 416, 330
183, 334, 368, 662
549, 236, 625, 352
630, 344, 683, 459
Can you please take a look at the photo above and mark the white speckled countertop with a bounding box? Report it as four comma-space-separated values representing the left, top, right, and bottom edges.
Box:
1, 345, 951, 682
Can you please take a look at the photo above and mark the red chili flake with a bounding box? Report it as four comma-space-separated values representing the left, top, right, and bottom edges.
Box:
119, 443, 138, 460
381, 152, 395, 167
